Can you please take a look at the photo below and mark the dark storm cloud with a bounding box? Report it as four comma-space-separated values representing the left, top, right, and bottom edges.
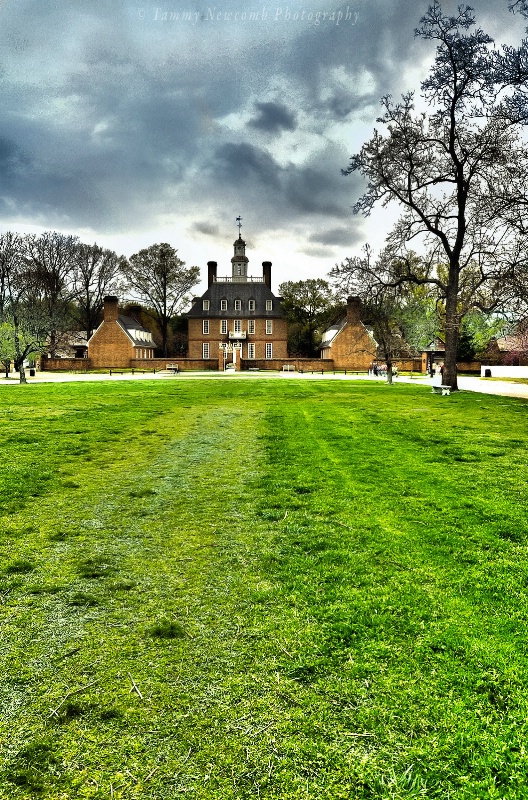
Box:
0, 0, 523, 250
309, 226, 364, 247
248, 102, 297, 133
191, 222, 221, 237
212, 143, 283, 189
285, 166, 351, 218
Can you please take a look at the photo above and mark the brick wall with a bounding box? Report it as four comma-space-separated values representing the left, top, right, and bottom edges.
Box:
41, 357, 91, 371
130, 358, 218, 371
240, 358, 335, 371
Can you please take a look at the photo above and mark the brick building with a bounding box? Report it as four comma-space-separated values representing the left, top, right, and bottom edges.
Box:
320, 296, 377, 370
88, 296, 156, 368
186, 232, 288, 370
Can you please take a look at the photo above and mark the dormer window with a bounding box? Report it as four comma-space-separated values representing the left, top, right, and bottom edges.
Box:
234, 299, 241, 311
266, 300, 273, 311
203, 300, 210, 311
248, 299, 255, 311
220, 299, 227, 311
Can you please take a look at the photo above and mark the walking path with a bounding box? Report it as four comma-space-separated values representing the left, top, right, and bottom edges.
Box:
1, 368, 528, 400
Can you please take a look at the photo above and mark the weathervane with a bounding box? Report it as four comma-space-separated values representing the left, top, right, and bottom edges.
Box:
236, 215, 242, 236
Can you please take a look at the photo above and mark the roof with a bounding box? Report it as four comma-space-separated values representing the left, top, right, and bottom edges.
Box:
320, 317, 347, 347
118, 315, 155, 347
494, 334, 528, 352
186, 281, 285, 318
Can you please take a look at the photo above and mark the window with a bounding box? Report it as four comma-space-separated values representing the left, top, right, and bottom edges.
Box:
202, 299, 210, 310
265, 342, 273, 359
248, 320, 255, 334
234, 319, 242, 333
221, 319, 227, 335
266, 300, 273, 311
220, 299, 227, 311
234, 299, 242, 311
248, 343, 255, 359
266, 320, 273, 334
248, 299, 255, 311
203, 319, 209, 334
203, 342, 210, 359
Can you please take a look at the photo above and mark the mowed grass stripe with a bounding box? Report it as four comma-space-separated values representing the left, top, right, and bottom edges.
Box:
0, 379, 528, 798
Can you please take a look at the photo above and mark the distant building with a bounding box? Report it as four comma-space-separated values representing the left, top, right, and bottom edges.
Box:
88, 296, 156, 368
186, 230, 288, 370
320, 297, 377, 370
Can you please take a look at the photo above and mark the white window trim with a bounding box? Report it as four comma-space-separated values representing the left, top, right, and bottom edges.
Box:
203, 319, 210, 334
234, 319, 242, 333
265, 342, 273, 359
203, 300, 210, 310
248, 320, 255, 334
220, 299, 227, 311
248, 343, 255, 359
266, 300, 273, 311
220, 319, 227, 334
248, 299, 255, 311
234, 299, 242, 311
266, 320, 273, 334
203, 342, 210, 359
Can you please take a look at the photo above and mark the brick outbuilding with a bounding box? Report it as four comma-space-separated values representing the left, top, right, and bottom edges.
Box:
88, 296, 156, 368
320, 296, 377, 370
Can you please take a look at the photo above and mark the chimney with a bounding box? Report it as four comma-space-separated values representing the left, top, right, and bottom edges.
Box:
103, 296, 119, 322
346, 296, 362, 325
262, 261, 272, 288
207, 261, 217, 286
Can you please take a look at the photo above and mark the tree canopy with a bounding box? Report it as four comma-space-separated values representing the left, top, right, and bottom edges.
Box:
342, 1, 528, 389
125, 244, 199, 357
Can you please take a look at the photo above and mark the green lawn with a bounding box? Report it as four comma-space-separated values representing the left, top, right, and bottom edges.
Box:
1, 378, 527, 799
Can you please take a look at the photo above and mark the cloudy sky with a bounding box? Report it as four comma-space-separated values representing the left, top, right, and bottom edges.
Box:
0, 0, 524, 292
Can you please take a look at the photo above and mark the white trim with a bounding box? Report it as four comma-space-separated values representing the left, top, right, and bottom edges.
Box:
265, 342, 273, 359
203, 342, 210, 359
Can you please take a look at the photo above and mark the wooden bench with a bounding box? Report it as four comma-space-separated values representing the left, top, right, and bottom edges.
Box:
432, 384, 451, 396
165, 364, 179, 373
282, 365, 295, 372
109, 369, 124, 375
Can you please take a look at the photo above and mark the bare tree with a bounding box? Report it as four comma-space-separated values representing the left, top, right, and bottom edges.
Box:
124, 243, 199, 357
74, 243, 125, 338
343, 3, 528, 390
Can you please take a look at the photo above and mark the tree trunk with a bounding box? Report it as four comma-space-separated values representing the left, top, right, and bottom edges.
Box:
13, 316, 27, 384
443, 264, 460, 391
386, 358, 393, 385
161, 317, 168, 358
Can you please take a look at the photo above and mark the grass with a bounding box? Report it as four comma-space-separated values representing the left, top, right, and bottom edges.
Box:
0, 378, 528, 798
